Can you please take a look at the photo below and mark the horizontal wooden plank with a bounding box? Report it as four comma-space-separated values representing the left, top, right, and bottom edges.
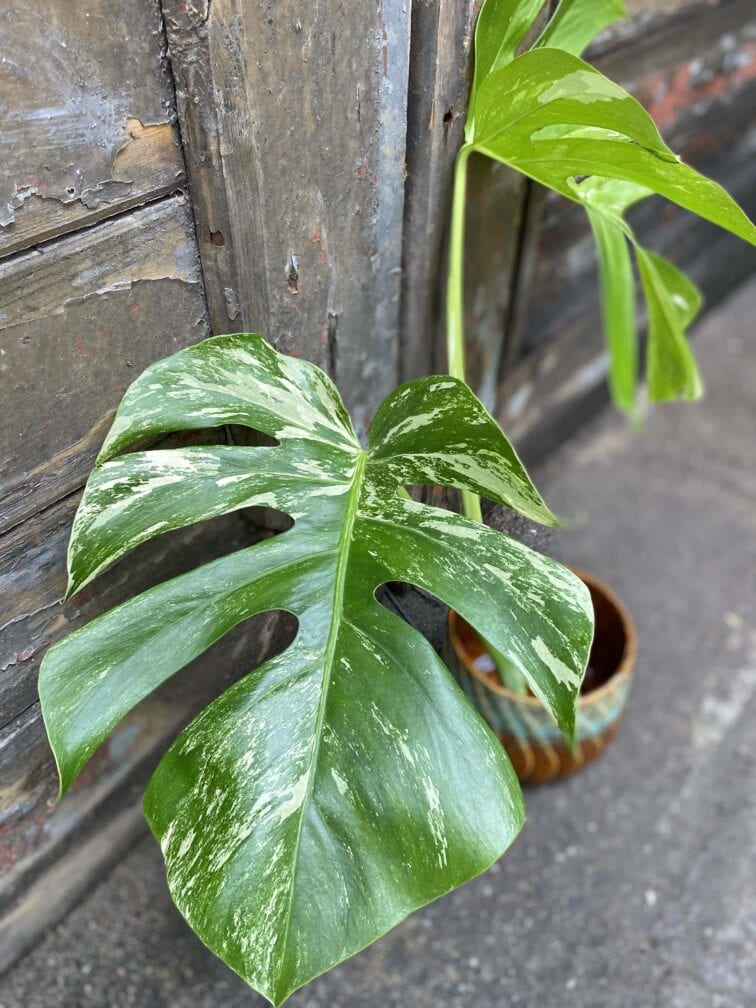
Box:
0, 513, 294, 898
597, 0, 754, 82
0, 196, 210, 533
0, 491, 281, 728
0, 0, 185, 257
589, 1, 732, 57
621, 0, 704, 18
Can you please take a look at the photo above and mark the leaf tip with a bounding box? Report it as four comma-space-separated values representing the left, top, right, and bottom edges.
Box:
558, 705, 579, 755
544, 508, 564, 530
38, 673, 74, 803
95, 443, 115, 466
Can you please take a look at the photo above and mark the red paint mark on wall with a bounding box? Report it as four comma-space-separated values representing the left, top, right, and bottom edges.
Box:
74, 339, 86, 356
310, 225, 327, 263
637, 43, 756, 133
0, 848, 17, 873
356, 160, 377, 184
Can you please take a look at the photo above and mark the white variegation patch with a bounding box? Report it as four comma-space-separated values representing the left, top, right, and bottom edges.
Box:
531, 636, 583, 689
331, 767, 349, 796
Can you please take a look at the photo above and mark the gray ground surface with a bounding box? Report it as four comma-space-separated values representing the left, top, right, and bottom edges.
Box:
3, 280, 755, 1008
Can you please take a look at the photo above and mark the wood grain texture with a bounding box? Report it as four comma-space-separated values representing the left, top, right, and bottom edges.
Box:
399, 0, 477, 384
0, 0, 185, 258
0, 492, 276, 729
0, 196, 210, 533
462, 156, 530, 411
162, 0, 410, 433
399, 1, 555, 409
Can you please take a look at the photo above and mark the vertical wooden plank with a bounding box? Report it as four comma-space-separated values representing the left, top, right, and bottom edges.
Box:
399, 1, 552, 410
463, 157, 530, 410
399, 0, 477, 383
162, 0, 410, 432
465, 1, 557, 412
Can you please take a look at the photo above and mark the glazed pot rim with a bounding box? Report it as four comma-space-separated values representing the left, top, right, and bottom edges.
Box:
447, 567, 637, 708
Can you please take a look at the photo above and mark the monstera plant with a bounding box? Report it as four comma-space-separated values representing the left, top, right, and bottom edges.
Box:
40, 0, 755, 1004
40, 334, 593, 1004
449, 0, 756, 429
445, 0, 756, 687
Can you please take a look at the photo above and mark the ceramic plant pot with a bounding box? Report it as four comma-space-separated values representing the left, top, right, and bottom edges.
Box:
446, 570, 636, 783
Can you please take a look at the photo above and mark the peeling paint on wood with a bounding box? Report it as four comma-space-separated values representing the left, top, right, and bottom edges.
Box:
0, 0, 185, 258
0, 0, 227, 970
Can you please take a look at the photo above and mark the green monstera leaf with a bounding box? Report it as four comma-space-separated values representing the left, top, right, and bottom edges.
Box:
469, 0, 624, 105
40, 333, 593, 1006
464, 0, 756, 415
576, 177, 704, 411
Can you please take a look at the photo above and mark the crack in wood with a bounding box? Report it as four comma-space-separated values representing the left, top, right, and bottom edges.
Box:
327, 310, 339, 381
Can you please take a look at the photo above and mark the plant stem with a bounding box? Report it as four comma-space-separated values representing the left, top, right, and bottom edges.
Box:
446, 144, 528, 695
446, 145, 483, 525
446, 146, 470, 389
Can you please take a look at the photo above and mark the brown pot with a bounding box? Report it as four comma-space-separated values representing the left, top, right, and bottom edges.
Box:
445, 569, 636, 783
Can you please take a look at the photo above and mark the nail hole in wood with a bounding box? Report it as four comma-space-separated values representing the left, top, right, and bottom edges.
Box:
443, 106, 454, 143
285, 255, 300, 294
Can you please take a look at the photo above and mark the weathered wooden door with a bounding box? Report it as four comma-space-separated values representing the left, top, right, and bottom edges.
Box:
0, 0, 483, 966
1, 0, 754, 969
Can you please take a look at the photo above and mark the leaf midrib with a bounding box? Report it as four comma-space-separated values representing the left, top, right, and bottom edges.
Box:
274, 448, 367, 998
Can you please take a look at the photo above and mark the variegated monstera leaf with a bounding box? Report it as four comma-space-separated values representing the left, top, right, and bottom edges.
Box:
40, 334, 592, 1005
